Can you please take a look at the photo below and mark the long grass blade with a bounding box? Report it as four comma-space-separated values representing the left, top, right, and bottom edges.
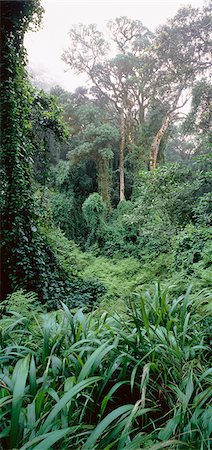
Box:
40, 376, 101, 433
10, 354, 30, 449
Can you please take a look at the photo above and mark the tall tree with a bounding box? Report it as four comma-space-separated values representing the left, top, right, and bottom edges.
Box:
63, 5, 211, 202
71, 125, 118, 206
149, 4, 212, 168
62, 18, 153, 201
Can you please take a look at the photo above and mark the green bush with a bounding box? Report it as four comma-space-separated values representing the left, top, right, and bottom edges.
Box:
173, 224, 212, 272
0, 290, 43, 319
64, 277, 107, 309
50, 190, 77, 239
193, 192, 212, 226
2, 226, 107, 311
42, 227, 107, 310
82, 193, 107, 246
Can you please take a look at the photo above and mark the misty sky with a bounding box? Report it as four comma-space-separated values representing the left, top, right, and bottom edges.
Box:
25, 0, 204, 92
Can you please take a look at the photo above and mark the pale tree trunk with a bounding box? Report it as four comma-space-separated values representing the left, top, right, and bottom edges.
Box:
120, 111, 125, 201
98, 158, 111, 208
149, 115, 170, 170
149, 85, 185, 170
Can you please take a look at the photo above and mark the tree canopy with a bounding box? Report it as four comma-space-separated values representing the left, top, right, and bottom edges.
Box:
63, 6, 211, 199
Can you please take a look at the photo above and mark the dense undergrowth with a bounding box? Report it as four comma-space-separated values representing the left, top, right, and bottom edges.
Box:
1, 150, 211, 450
0, 285, 211, 449
36, 154, 212, 313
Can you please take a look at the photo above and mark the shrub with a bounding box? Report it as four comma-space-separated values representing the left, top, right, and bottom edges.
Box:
173, 224, 212, 272
0, 290, 43, 319
42, 226, 107, 310
193, 192, 212, 226
64, 277, 107, 309
82, 193, 106, 246
50, 190, 77, 239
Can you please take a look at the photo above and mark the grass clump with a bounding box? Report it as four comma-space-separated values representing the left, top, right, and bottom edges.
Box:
0, 285, 211, 449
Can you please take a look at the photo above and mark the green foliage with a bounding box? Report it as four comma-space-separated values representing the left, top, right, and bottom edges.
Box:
173, 225, 212, 272
100, 201, 142, 258
50, 190, 77, 238
0, 0, 67, 302
30, 88, 68, 184
134, 157, 211, 226
193, 192, 212, 226
1, 4, 211, 445
68, 107, 119, 204
183, 79, 212, 152
0, 290, 43, 320
101, 156, 212, 259
48, 156, 211, 309
83, 255, 144, 311
82, 193, 107, 246
65, 278, 107, 309
42, 227, 107, 310
0, 286, 211, 449
49, 160, 97, 244
0, 1, 74, 305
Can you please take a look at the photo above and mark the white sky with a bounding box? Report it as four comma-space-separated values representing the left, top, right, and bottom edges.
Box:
25, 0, 204, 92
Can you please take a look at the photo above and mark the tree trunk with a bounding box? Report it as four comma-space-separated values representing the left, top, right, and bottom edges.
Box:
149, 85, 185, 170
120, 111, 125, 201
149, 116, 170, 170
97, 158, 111, 208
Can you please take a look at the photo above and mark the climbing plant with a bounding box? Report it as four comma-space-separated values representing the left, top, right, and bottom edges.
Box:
0, 1, 44, 299
0, 1, 71, 306
82, 193, 106, 247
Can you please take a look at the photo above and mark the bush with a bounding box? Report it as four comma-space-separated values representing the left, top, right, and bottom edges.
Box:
82, 193, 106, 246
42, 226, 107, 310
0, 290, 43, 319
193, 192, 212, 226
173, 224, 212, 272
64, 277, 107, 309
50, 190, 78, 239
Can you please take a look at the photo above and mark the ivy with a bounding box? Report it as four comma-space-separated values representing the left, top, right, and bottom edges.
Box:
0, 1, 64, 303
0, 1, 106, 310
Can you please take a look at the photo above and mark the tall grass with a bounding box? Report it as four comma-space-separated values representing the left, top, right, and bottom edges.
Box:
0, 285, 211, 449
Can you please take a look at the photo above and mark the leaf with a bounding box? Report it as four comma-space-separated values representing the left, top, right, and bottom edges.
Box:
83, 404, 134, 449
20, 428, 71, 450
40, 376, 101, 433
29, 354, 37, 397
100, 381, 128, 415
158, 412, 181, 440
127, 438, 184, 450
77, 342, 114, 382
140, 296, 150, 338
10, 354, 30, 448
184, 370, 194, 407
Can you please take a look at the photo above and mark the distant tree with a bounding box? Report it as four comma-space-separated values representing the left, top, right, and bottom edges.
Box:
63, 5, 211, 201
68, 106, 119, 206
30, 88, 68, 183
165, 125, 197, 162
149, 4, 212, 168
62, 18, 153, 201
183, 79, 212, 153
82, 193, 106, 246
